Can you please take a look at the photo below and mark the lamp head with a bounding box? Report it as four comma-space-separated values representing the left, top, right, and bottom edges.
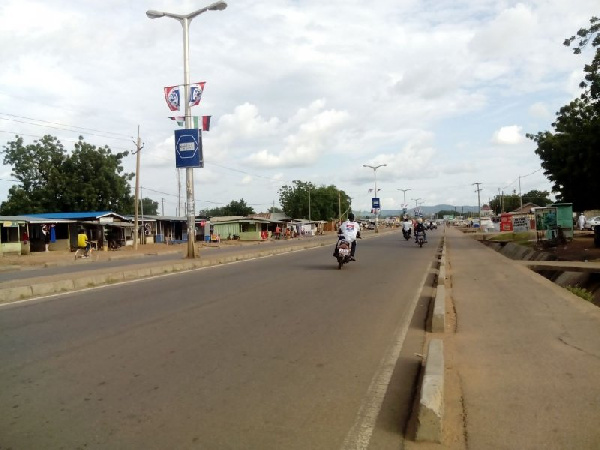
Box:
208, 1, 228, 11
146, 10, 165, 18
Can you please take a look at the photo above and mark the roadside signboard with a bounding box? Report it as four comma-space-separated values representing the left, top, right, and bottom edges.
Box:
513, 216, 529, 232
500, 213, 513, 232
372, 197, 380, 209
174, 129, 203, 168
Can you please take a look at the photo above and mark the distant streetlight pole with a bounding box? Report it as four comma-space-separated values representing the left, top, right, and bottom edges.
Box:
363, 163, 387, 233
146, 1, 227, 258
473, 182, 482, 224
411, 197, 422, 211
397, 188, 411, 212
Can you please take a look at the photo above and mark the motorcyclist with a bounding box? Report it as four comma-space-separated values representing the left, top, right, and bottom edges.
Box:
402, 216, 412, 238
414, 218, 427, 243
334, 212, 361, 260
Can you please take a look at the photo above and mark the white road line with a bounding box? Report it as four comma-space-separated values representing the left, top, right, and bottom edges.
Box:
340, 267, 430, 450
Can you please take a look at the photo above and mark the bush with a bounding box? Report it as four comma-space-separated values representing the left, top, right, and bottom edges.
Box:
566, 286, 594, 302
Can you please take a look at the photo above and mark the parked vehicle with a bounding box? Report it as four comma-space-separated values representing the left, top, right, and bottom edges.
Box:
585, 216, 600, 230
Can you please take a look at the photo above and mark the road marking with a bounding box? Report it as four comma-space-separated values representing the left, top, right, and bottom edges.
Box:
340, 267, 430, 450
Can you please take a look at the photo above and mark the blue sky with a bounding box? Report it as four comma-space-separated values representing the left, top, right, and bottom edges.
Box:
0, 0, 597, 215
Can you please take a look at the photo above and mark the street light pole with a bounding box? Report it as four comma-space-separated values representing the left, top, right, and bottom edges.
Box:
397, 188, 411, 212
411, 197, 422, 215
146, 1, 227, 258
363, 163, 387, 233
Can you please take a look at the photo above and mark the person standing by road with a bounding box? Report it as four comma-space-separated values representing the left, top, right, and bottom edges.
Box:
578, 213, 586, 231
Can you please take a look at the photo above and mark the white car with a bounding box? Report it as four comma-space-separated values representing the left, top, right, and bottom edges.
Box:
585, 216, 600, 230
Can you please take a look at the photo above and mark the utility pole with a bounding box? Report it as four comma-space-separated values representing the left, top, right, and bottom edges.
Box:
161, 198, 165, 216
473, 182, 482, 222
177, 169, 181, 216
338, 191, 341, 222
133, 126, 143, 250
308, 187, 311, 222
518, 175, 523, 210
140, 187, 145, 245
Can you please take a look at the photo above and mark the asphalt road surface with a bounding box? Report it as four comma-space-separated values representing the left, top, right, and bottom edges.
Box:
0, 231, 441, 449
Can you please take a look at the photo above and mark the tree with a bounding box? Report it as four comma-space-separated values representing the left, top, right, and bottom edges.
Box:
140, 198, 159, 215
278, 180, 350, 221
527, 17, 600, 210
1, 135, 68, 214
1, 135, 135, 215
201, 199, 255, 217
268, 206, 283, 213
489, 190, 552, 214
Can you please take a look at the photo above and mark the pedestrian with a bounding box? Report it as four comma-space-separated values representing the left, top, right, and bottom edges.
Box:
42, 224, 50, 252
578, 213, 586, 231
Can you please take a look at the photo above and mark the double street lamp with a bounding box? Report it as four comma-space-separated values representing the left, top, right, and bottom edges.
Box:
363, 163, 386, 233
412, 197, 423, 214
146, 1, 227, 258
397, 188, 411, 212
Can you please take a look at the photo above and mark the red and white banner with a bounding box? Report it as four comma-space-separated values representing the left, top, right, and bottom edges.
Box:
164, 85, 180, 111
189, 81, 206, 106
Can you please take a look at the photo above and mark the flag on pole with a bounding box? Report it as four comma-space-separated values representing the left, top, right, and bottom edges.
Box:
192, 115, 212, 131
202, 115, 211, 131
169, 116, 186, 126
164, 85, 180, 111
189, 81, 206, 106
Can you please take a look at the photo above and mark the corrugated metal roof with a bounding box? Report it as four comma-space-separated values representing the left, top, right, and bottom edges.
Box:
0, 215, 75, 224
25, 211, 129, 221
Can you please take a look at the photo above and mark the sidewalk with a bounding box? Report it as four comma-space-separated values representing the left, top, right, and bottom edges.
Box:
444, 227, 600, 449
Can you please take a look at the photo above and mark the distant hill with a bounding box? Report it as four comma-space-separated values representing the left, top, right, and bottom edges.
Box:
355, 204, 479, 218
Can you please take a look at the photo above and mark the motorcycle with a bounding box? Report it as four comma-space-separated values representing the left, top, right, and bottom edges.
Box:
415, 231, 425, 248
335, 238, 353, 269
402, 228, 411, 240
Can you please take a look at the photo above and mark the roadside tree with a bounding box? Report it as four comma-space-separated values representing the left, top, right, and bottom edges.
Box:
527, 16, 600, 210
1, 135, 135, 215
278, 181, 350, 221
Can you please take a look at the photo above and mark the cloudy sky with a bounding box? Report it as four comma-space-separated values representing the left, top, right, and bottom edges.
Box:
0, 0, 597, 216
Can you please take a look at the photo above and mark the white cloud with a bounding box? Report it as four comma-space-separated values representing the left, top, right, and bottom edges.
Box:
492, 126, 525, 145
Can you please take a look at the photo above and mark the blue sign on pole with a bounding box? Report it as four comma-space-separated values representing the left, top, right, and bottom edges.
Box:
174, 129, 203, 168
372, 197, 380, 209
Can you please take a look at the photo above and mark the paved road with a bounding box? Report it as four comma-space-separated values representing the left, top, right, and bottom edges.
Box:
0, 237, 336, 283
0, 231, 441, 449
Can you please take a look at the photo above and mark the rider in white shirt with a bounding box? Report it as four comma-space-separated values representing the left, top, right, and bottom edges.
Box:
335, 213, 361, 260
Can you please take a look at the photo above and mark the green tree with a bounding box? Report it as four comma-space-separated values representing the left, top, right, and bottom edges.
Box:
278, 180, 350, 220
489, 190, 552, 214
1, 135, 135, 215
527, 17, 600, 210
202, 199, 255, 217
1, 135, 68, 214
140, 197, 159, 215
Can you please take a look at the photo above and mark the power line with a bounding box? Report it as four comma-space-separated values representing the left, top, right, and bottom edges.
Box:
0, 129, 133, 153
0, 113, 134, 141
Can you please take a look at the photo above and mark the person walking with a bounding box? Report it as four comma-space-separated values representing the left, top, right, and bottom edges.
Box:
578, 213, 586, 231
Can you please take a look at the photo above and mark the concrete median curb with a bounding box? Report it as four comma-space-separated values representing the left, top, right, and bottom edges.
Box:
414, 238, 447, 442
415, 339, 445, 442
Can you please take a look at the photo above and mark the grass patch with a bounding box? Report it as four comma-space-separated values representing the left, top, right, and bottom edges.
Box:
566, 286, 594, 302
487, 231, 533, 243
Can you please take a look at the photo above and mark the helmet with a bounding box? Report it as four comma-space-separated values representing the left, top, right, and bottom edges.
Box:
417, 218, 423, 224
348, 213, 355, 221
